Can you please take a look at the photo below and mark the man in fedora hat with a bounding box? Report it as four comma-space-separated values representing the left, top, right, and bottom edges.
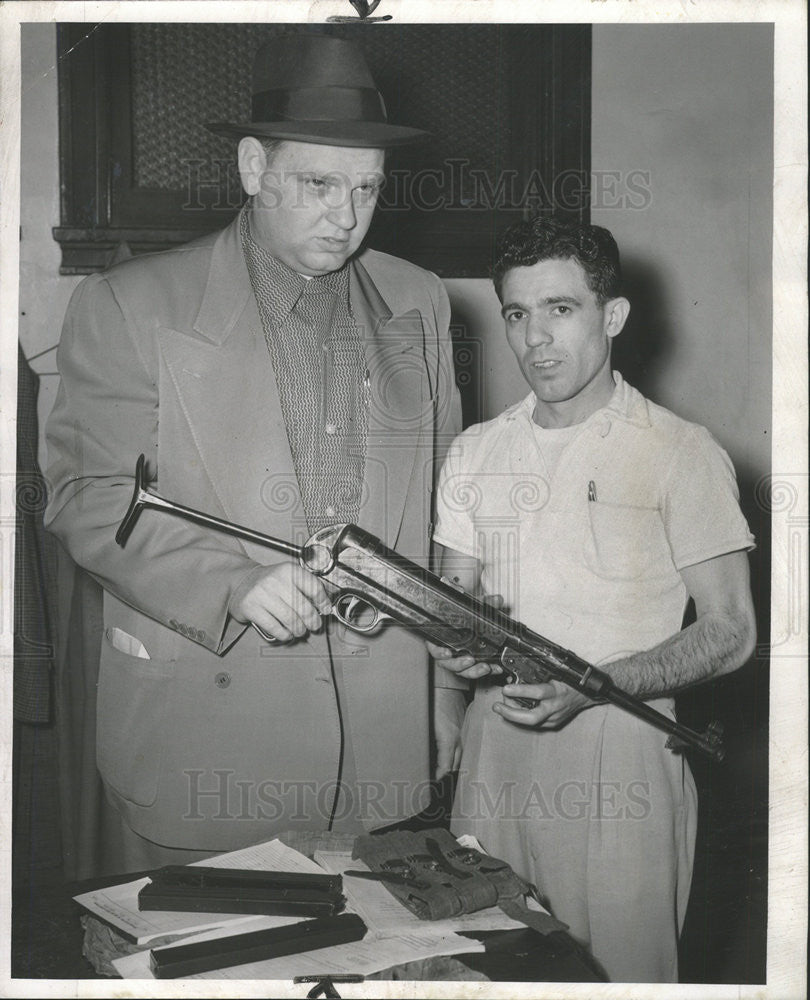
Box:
45, 33, 462, 871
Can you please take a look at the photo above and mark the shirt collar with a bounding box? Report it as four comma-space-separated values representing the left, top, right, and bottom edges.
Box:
601, 372, 651, 427
510, 372, 651, 431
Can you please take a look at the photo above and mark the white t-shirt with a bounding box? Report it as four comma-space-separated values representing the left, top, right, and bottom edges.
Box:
434, 373, 754, 666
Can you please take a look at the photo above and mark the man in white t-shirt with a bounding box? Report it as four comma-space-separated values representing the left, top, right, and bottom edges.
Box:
430, 217, 756, 983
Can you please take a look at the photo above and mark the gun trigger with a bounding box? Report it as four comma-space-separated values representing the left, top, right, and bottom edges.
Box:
344, 596, 377, 625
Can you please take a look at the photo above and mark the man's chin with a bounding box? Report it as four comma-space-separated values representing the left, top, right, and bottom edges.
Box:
300, 248, 353, 276
525, 373, 569, 401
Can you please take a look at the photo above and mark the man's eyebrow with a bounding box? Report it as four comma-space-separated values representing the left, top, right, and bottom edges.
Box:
543, 295, 581, 306
500, 301, 526, 318
500, 294, 581, 317
293, 170, 386, 185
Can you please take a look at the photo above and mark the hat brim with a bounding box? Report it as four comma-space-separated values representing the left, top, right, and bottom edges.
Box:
204, 120, 428, 148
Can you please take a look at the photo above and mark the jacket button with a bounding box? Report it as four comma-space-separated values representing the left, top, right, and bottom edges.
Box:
215, 672, 231, 689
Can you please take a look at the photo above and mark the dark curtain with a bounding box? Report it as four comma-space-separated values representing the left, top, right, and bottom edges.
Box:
15, 343, 126, 882
14, 344, 56, 725
14, 346, 61, 879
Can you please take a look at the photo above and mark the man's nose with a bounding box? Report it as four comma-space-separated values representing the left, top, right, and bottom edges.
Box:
524, 315, 552, 347
325, 190, 357, 230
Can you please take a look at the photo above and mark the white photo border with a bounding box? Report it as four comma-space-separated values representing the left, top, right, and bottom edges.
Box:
0, 2, 806, 998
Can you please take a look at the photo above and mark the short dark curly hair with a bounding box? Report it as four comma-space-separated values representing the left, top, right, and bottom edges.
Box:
492, 216, 622, 304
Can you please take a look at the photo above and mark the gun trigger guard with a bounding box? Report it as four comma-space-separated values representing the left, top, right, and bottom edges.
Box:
332, 594, 390, 634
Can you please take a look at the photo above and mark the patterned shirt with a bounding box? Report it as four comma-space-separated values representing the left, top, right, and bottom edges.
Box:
241, 207, 369, 532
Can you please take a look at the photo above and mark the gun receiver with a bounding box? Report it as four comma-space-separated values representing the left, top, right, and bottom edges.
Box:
116, 455, 725, 762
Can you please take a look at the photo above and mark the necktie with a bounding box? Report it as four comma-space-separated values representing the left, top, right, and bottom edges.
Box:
241, 209, 369, 532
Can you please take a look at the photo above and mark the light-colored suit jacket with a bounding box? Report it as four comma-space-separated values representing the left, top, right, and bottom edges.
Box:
45, 216, 461, 849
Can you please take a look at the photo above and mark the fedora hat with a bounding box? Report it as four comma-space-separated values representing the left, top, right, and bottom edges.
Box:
205, 34, 427, 148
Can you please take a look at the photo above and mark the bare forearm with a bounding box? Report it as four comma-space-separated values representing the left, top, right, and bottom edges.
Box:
604, 609, 756, 700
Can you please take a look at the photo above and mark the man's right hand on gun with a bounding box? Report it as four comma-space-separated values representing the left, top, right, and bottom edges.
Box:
426, 642, 503, 680
230, 562, 332, 643
425, 587, 506, 680
428, 592, 504, 779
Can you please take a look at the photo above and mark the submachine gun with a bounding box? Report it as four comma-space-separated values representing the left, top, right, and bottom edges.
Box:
116, 455, 725, 761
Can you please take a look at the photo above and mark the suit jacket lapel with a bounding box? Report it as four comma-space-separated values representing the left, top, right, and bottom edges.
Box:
351, 259, 427, 547
158, 219, 305, 555
158, 227, 428, 556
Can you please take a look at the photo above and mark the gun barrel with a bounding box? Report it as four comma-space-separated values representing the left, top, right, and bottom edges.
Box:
601, 684, 724, 761
325, 532, 725, 761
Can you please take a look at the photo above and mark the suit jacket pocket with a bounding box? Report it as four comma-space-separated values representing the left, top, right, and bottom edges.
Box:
97, 632, 175, 807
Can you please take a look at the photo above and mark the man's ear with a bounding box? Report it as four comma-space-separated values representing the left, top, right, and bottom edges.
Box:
604, 297, 631, 340
238, 137, 267, 197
